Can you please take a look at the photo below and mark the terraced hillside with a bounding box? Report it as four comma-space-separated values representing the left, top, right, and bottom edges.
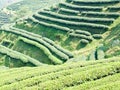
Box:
0, 26, 73, 66
0, 0, 120, 67
15, 0, 120, 51
0, 0, 120, 89
103, 23, 120, 58
0, 57, 120, 90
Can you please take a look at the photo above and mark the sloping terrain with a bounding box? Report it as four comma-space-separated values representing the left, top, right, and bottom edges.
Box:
0, 11, 11, 28
15, 0, 120, 53
104, 22, 120, 58
0, 0, 120, 89
1, 0, 120, 67
0, 57, 120, 90
0, 0, 63, 28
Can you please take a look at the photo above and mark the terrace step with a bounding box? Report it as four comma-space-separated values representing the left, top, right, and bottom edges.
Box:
33, 13, 109, 33
107, 6, 120, 12
69, 33, 93, 42
59, 8, 80, 15
72, 0, 120, 6
39, 10, 114, 25
1, 26, 73, 61
81, 11, 120, 18
0, 45, 43, 66
59, 2, 103, 12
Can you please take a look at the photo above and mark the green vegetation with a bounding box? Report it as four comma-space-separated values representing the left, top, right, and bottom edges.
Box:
0, 45, 43, 66
14, 0, 120, 61
75, 30, 91, 36
1, 28, 72, 60
80, 39, 89, 44
33, 13, 109, 31
0, 0, 120, 89
0, 57, 120, 90
88, 50, 96, 60
59, 8, 80, 15
39, 11, 114, 25
19, 37, 63, 65
104, 22, 120, 58
28, 16, 72, 32
64, 73, 120, 90
69, 33, 93, 42
59, 2, 103, 11
93, 34, 103, 39
81, 11, 120, 18
107, 6, 120, 12
43, 37, 74, 58
72, 0, 120, 5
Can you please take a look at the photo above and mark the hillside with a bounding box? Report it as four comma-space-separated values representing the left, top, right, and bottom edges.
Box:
0, 0, 120, 67
0, 0, 63, 28
0, 57, 120, 90
0, 0, 21, 9
0, 0, 120, 89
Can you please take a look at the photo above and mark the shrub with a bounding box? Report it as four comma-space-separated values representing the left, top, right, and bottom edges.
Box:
81, 11, 120, 18
28, 62, 120, 90
39, 11, 114, 25
33, 13, 109, 31
75, 30, 91, 36
0, 56, 120, 89
43, 37, 74, 58
29, 16, 72, 32
93, 81, 120, 90
66, 0, 73, 3
107, 6, 120, 12
42, 41, 69, 61
93, 34, 103, 39
43, 37, 55, 45
1, 60, 119, 89
73, 0, 120, 5
59, 8, 79, 15
69, 33, 93, 42
1, 28, 69, 61
64, 72, 120, 90
11, 26, 42, 38
54, 45, 74, 58
19, 37, 63, 65
59, 2, 103, 11
0, 45, 43, 66
80, 39, 89, 44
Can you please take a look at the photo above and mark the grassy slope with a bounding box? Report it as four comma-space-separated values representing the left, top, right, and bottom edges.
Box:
103, 17, 120, 58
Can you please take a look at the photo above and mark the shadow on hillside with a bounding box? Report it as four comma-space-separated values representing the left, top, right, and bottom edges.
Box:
104, 23, 120, 42
63, 37, 87, 50
76, 43, 86, 50
63, 37, 72, 46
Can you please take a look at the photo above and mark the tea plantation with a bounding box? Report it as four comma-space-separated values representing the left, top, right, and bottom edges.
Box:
0, 0, 120, 89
